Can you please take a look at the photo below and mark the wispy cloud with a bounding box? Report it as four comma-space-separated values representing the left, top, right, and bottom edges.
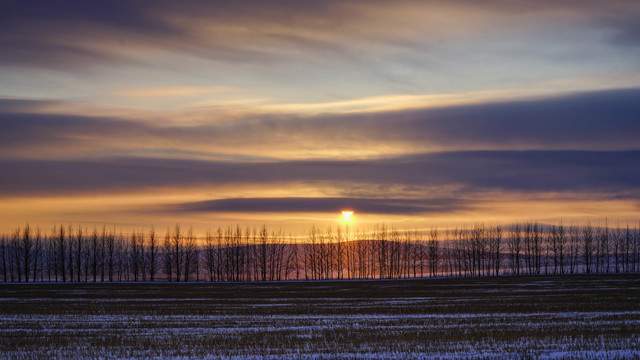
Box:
2, 0, 639, 70
2, 88, 639, 160
113, 86, 235, 98
2, 1, 640, 230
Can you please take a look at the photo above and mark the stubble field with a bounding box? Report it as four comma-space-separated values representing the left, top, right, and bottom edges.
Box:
1, 275, 639, 359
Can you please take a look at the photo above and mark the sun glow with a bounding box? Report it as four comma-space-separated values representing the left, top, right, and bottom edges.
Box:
341, 210, 354, 222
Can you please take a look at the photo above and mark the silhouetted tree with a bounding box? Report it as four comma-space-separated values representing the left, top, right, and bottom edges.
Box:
21, 225, 33, 282
508, 223, 521, 275
163, 229, 173, 282
428, 228, 439, 277
75, 226, 83, 282
550, 223, 566, 274
57, 225, 66, 282
183, 227, 196, 282
148, 228, 158, 281
172, 225, 183, 282
33, 227, 43, 281
489, 224, 502, 276
1, 235, 7, 282
583, 222, 594, 273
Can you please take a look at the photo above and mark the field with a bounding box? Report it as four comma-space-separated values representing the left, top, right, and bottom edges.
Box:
1, 275, 639, 359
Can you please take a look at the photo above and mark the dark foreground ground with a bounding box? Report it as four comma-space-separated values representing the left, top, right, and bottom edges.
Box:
1, 275, 639, 359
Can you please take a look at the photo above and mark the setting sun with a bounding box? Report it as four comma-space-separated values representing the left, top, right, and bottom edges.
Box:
1, 2, 639, 358
341, 210, 354, 222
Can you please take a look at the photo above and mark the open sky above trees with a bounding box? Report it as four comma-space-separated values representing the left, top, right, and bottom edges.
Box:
1, 1, 640, 234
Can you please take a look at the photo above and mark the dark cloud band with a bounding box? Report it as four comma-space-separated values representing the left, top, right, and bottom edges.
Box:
2, 88, 640, 155
166, 197, 467, 215
1, 150, 638, 197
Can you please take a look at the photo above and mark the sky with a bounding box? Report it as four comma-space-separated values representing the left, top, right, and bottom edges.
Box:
1, 0, 640, 234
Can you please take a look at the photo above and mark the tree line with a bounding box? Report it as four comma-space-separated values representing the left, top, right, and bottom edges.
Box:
1, 221, 639, 283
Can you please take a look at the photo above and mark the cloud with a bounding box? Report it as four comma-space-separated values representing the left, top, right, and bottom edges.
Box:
2, 1, 639, 224
166, 197, 468, 215
600, 12, 640, 46
2, 0, 639, 70
1, 150, 638, 199
0, 0, 180, 68
2, 87, 640, 160
113, 86, 234, 98
0, 111, 150, 156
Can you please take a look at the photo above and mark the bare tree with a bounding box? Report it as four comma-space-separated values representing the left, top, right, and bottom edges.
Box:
613, 223, 622, 273
163, 229, 173, 282
376, 224, 388, 279
599, 219, 610, 273
470, 224, 485, 276
624, 223, 632, 273
148, 228, 158, 281
533, 223, 541, 275
172, 225, 183, 282
550, 223, 566, 274
568, 223, 580, 274
82, 229, 89, 282
9, 229, 20, 282
217, 228, 225, 281
428, 228, 439, 277
139, 231, 147, 281
444, 229, 455, 277
193, 236, 200, 282
21, 225, 32, 282
335, 227, 344, 279
1, 235, 7, 282
489, 224, 502, 276
90, 228, 99, 282
508, 223, 521, 275
75, 226, 83, 282
523, 222, 533, 275
4, 219, 639, 282
106, 230, 115, 282
100, 227, 107, 282
57, 225, 66, 282
452, 228, 464, 277
48, 227, 57, 281
68, 225, 76, 282
635, 222, 640, 272
260, 226, 269, 281
121, 232, 130, 281
183, 227, 196, 282
131, 232, 139, 282
33, 227, 43, 282
204, 229, 215, 282
285, 235, 299, 280
583, 222, 594, 273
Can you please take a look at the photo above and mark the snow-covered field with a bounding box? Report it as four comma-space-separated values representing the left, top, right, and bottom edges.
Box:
1, 275, 639, 359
